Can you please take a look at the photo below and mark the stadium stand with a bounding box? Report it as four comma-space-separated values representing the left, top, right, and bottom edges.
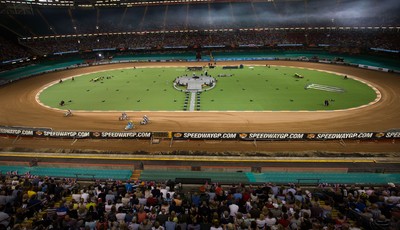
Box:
0, 166, 132, 180
0, 0, 400, 229
1, 29, 398, 68
0, 171, 399, 229
0, 0, 399, 67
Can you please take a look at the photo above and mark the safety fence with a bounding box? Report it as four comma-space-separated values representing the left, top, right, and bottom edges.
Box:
1, 126, 399, 141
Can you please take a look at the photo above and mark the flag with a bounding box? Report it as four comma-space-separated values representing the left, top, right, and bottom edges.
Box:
24, 171, 35, 178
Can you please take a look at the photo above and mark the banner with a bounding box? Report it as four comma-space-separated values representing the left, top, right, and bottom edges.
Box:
0, 127, 35, 136
358, 64, 389, 72
92, 48, 116, 51
172, 132, 400, 141
304, 132, 375, 140
277, 44, 303, 47
53, 50, 79, 55
370, 47, 399, 53
34, 131, 91, 139
384, 131, 400, 138
1, 126, 400, 141
2, 58, 26, 64
202, 45, 225, 48
238, 44, 264, 47
92, 132, 152, 139
164, 46, 188, 49
172, 132, 238, 140
0, 126, 52, 136
129, 47, 151, 50
238, 133, 305, 141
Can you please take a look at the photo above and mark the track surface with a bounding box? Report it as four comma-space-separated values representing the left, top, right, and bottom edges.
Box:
1, 61, 400, 154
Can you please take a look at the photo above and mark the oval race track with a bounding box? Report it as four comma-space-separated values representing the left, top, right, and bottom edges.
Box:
0, 60, 400, 154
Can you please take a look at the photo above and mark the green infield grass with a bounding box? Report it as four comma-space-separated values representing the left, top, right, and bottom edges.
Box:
38, 65, 377, 111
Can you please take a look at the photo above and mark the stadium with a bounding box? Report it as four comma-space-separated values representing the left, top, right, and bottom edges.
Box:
0, 0, 400, 229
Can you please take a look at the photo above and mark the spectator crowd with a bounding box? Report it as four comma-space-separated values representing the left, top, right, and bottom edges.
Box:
0, 174, 399, 230
1, 0, 399, 65
1, 29, 398, 65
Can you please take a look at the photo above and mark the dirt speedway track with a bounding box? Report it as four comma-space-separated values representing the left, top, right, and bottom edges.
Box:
1, 60, 400, 155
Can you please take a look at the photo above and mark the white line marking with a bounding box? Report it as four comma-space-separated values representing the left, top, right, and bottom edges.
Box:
35, 64, 382, 113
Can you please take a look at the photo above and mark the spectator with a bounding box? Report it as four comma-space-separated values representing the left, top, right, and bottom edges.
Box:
85, 215, 97, 230
152, 221, 164, 230
265, 212, 277, 228
256, 213, 266, 229
370, 214, 391, 229
0, 205, 10, 229
210, 219, 223, 230
156, 208, 168, 226
139, 218, 153, 230
129, 217, 140, 230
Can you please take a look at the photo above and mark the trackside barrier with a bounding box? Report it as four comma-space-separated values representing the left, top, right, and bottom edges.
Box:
171, 132, 400, 141
0, 126, 152, 139
1, 126, 400, 141
358, 64, 390, 72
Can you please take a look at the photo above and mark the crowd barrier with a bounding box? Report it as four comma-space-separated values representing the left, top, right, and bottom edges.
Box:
1, 126, 399, 141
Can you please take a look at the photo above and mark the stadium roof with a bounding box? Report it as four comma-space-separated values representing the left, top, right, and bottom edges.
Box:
1, 0, 263, 8
0, 0, 295, 8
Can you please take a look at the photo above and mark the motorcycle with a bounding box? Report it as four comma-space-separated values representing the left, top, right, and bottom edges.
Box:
125, 121, 134, 130
64, 110, 73, 117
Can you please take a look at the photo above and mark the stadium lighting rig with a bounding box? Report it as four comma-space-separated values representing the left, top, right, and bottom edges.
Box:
0, 0, 274, 7
19, 26, 399, 42
0, 0, 215, 7
0, 0, 74, 7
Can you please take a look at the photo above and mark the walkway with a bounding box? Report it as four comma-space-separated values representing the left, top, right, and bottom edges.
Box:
189, 92, 196, 111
